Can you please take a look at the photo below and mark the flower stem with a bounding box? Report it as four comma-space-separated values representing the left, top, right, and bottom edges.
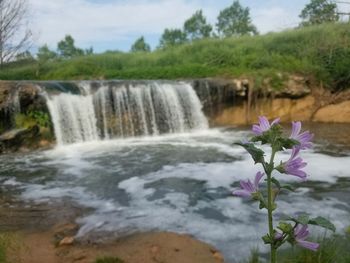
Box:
267, 149, 277, 263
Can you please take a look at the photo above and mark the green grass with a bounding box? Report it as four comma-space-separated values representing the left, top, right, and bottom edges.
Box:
1, 23, 350, 90
0, 233, 21, 263
94, 256, 124, 263
245, 234, 350, 263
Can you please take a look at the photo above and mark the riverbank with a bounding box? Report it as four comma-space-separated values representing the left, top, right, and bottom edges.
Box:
4, 231, 224, 263
1, 23, 349, 96
0, 198, 224, 263
1, 78, 350, 154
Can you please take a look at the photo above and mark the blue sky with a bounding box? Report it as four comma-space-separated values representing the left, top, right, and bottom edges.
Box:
28, 0, 350, 53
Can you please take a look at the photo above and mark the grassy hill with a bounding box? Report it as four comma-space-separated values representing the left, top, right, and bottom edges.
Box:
1, 23, 349, 91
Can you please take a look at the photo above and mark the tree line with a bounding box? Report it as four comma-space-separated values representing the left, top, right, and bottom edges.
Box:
132, 1, 258, 52
0, 0, 343, 66
131, 0, 341, 52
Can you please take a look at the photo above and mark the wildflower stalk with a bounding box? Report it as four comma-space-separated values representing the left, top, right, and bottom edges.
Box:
266, 149, 277, 263
233, 116, 335, 263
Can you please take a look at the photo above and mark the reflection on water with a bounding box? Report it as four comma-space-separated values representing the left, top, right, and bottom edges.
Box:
0, 125, 350, 262
298, 122, 350, 156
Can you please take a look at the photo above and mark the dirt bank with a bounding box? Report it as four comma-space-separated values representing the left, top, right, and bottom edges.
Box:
213, 88, 350, 126
0, 198, 224, 263
7, 230, 224, 263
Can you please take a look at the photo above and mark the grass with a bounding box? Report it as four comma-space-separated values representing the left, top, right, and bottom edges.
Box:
246, 233, 350, 263
1, 23, 350, 91
94, 256, 125, 263
0, 233, 22, 263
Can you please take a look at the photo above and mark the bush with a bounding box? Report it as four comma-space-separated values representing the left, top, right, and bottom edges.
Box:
246, 234, 350, 263
1, 23, 350, 90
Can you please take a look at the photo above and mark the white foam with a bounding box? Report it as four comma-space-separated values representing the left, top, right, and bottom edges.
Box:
1, 128, 350, 262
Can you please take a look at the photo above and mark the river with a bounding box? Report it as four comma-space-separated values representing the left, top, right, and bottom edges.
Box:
1, 123, 350, 262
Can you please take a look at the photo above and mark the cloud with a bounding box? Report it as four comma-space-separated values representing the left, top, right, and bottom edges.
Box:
28, 0, 202, 50
252, 7, 300, 33
27, 0, 311, 52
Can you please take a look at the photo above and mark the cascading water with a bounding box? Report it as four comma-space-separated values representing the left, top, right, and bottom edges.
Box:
46, 82, 208, 145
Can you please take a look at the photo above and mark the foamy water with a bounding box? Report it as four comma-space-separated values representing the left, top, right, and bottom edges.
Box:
0, 128, 349, 262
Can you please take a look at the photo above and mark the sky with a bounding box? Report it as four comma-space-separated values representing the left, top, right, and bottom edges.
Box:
27, 0, 350, 53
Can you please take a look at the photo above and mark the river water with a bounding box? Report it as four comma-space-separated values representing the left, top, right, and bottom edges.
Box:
1, 124, 350, 262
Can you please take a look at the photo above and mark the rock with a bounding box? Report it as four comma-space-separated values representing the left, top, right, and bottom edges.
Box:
150, 245, 159, 254
59, 236, 75, 246
0, 126, 40, 153
313, 101, 350, 123
53, 222, 79, 234
210, 249, 224, 262
212, 251, 224, 262
39, 139, 52, 148
0, 128, 31, 141
213, 95, 316, 125
53, 222, 79, 247
278, 75, 310, 98
72, 252, 86, 261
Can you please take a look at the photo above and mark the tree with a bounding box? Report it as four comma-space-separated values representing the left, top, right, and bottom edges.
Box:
85, 47, 93, 55
0, 0, 32, 66
184, 10, 212, 40
299, 0, 339, 26
216, 1, 258, 37
15, 50, 33, 61
37, 44, 57, 62
130, 36, 151, 52
57, 35, 84, 58
158, 29, 187, 49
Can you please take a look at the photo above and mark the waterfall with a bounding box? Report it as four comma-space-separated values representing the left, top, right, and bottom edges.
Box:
46, 82, 208, 145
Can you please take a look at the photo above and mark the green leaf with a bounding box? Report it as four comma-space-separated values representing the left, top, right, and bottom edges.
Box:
251, 192, 267, 210
235, 142, 265, 164
251, 125, 290, 152
272, 202, 277, 211
285, 214, 309, 225
308, 216, 336, 232
271, 177, 281, 188
259, 200, 266, 210
297, 214, 310, 225
278, 222, 293, 233
279, 138, 300, 150
262, 234, 272, 244
281, 184, 295, 192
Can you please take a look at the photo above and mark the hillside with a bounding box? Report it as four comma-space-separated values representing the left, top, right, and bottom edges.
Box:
1, 23, 349, 91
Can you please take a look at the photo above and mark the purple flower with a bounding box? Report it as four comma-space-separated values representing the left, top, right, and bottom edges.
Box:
252, 116, 280, 135
233, 172, 265, 197
274, 231, 284, 240
294, 224, 319, 251
290, 121, 313, 149
283, 148, 307, 180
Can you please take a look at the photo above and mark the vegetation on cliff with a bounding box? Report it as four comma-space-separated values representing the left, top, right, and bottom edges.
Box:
0, 23, 349, 91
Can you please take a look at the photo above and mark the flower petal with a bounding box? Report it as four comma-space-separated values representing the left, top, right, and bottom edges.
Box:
291, 121, 301, 138
254, 172, 264, 189
295, 225, 309, 240
252, 125, 263, 135
232, 189, 251, 197
297, 240, 320, 251
259, 116, 270, 131
271, 117, 280, 126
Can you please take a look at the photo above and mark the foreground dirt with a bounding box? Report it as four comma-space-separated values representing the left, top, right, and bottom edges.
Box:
7, 230, 224, 263
0, 198, 224, 263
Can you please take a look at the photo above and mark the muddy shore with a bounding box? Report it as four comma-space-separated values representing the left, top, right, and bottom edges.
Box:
0, 198, 224, 263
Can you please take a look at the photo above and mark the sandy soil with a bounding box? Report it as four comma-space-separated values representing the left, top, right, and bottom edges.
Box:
8, 230, 224, 263
0, 198, 224, 263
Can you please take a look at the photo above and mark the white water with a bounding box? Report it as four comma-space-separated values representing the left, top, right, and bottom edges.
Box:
46, 82, 208, 145
1, 128, 350, 262
46, 93, 100, 144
